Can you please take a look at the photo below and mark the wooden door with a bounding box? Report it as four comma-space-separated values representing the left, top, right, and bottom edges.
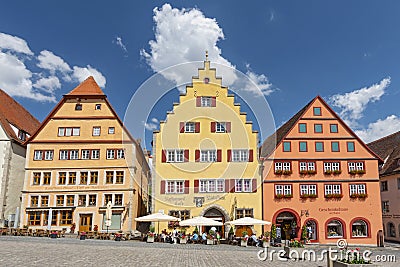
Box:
235, 226, 253, 237
79, 214, 92, 232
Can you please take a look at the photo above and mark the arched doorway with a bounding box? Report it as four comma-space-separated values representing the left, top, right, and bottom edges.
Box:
273, 210, 300, 241
203, 208, 225, 235
304, 219, 318, 241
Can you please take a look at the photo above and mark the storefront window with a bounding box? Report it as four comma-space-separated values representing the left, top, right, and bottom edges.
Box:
388, 222, 396, 237
351, 220, 368, 237
327, 220, 343, 238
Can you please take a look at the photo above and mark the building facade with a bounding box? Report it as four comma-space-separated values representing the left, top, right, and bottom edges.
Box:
368, 131, 400, 242
0, 89, 40, 227
153, 59, 262, 237
261, 96, 383, 245
21, 77, 150, 233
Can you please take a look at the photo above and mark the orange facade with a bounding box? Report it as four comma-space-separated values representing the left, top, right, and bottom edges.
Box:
261, 96, 383, 245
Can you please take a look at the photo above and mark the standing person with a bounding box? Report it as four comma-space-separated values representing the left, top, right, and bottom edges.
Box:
173, 227, 178, 244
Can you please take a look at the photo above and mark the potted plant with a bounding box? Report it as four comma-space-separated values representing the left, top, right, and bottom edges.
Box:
80, 231, 86, 240
324, 170, 333, 175
301, 226, 308, 243
180, 229, 187, 244
308, 194, 318, 198
275, 194, 284, 199
283, 194, 293, 198
93, 224, 98, 233
349, 170, 358, 175
274, 169, 283, 175
206, 231, 215, 245
262, 231, 270, 247
307, 170, 317, 175
300, 194, 309, 199
270, 224, 277, 245
332, 248, 378, 266
147, 225, 155, 243
333, 170, 342, 175
357, 170, 366, 175
241, 231, 248, 247
288, 239, 305, 259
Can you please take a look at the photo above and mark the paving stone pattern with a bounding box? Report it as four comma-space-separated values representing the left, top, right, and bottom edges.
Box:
0, 236, 399, 267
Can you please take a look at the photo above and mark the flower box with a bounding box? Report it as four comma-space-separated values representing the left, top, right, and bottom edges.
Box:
300, 194, 318, 199
324, 170, 333, 175
283, 194, 293, 198
274, 170, 283, 175
325, 194, 343, 199
333, 170, 342, 175
275, 194, 284, 199
307, 170, 317, 175
350, 193, 368, 199
147, 236, 154, 243
282, 170, 292, 175
206, 239, 214, 245
349, 170, 358, 175
240, 239, 248, 247
357, 170, 366, 175
299, 170, 308, 175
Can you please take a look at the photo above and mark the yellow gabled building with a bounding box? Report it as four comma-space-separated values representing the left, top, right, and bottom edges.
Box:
21, 77, 150, 233
153, 58, 262, 237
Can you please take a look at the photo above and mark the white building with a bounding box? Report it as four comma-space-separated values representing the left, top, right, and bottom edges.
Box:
0, 89, 40, 227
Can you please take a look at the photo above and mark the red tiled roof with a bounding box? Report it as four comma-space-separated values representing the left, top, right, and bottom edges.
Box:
66, 76, 105, 96
368, 131, 400, 175
0, 89, 40, 144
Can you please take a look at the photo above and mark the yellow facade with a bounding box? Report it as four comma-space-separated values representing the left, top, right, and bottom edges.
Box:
21, 77, 150, 233
153, 60, 262, 237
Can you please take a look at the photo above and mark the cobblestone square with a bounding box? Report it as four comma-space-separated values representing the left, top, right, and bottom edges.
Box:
0, 236, 399, 267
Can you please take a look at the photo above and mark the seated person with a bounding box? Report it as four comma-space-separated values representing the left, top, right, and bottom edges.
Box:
202, 232, 207, 243
251, 233, 258, 245
192, 232, 199, 242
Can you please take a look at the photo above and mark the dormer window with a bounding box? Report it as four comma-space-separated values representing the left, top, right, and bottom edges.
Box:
95, 104, 101, 110
75, 104, 82, 111
18, 130, 27, 141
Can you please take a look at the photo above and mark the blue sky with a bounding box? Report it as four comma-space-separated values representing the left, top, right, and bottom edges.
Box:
1, 0, 400, 150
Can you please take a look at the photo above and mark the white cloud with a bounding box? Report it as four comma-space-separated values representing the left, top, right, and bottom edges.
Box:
0, 32, 33, 55
244, 64, 274, 96
33, 76, 61, 93
141, 3, 238, 91
37, 50, 72, 78
144, 117, 159, 131
329, 77, 391, 126
0, 32, 107, 102
72, 65, 106, 88
114, 37, 128, 53
0, 52, 55, 102
355, 115, 400, 143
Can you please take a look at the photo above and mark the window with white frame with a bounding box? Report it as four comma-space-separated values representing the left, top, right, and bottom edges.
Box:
91, 150, 100, 159
349, 162, 364, 172
232, 150, 248, 162
200, 150, 216, 162
349, 184, 366, 195
324, 184, 341, 195
70, 150, 79, 160
235, 179, 252, 192
116, 149, 125, 159
299, 162, 315, 171
106, 149, 115, 159
59, 150, 69, 160
324, 162, 340, 172
300, 184, 317, 196
201, 96, 212, 107
185, 122, 195, 133
81, 150, 90, 160
352, 220, 368, 237
44, 150, 53, 160
275, 184, 292, 196
93, 127, 101, 136
166, 181, 184, 194
274, 161, 291, 171
58, 127, 80, 136
34, 150, 43, 160
216, 122, 226, 133
167, 150, 184, 162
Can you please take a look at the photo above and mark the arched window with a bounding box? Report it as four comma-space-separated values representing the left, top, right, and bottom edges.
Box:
388, 222, 396, 237
327, 219, 343, 238
351, 220, 368, 237
305, 220, 317, 240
